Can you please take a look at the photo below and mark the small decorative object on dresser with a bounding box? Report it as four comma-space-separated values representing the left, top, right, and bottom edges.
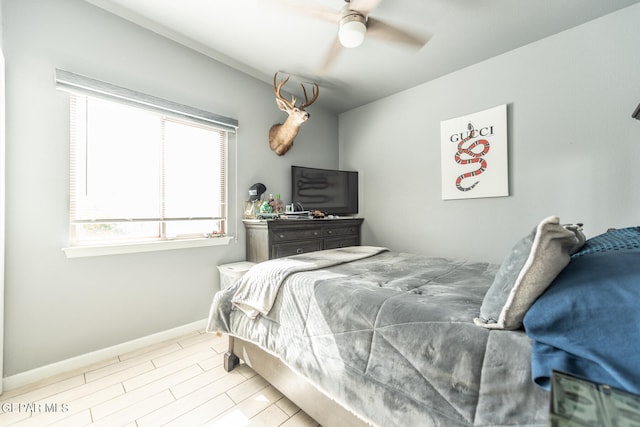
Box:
243, 217, 363, 263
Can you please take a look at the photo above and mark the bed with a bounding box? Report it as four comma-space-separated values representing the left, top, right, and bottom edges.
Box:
206, 216, 640, 426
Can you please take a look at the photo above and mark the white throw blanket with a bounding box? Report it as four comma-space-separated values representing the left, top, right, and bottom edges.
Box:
231, 246, 388, 319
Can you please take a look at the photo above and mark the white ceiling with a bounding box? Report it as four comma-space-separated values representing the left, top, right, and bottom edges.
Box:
86, 0, 640, 113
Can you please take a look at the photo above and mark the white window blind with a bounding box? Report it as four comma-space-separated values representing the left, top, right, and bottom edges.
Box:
57, 70, 238, 246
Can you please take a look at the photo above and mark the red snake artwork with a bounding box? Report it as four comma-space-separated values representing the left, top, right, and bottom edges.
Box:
454, 122, 491, 192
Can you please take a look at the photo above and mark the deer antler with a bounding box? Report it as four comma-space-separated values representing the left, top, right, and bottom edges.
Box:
300, 82, 320, 109
273, 73, 296, 109
273, 73, 319, 109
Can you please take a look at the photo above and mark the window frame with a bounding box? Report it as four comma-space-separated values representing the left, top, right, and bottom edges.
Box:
56, 70, 238, 258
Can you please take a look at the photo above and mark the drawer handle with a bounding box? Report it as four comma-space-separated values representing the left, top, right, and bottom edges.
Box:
279, 234, 285, 239
313, 231, 319, 236
327, 230, 333, 235
296, 248, 304, 254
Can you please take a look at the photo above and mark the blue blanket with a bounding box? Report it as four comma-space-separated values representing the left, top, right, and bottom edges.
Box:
524, 247, 640, 394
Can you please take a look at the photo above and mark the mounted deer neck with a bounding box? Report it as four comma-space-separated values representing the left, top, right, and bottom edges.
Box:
269, 73, 319, 156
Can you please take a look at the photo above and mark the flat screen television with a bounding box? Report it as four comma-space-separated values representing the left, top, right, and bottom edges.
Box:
291, 165, 358, 215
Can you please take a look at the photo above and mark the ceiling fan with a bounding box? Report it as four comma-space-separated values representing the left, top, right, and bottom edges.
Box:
283, 0, 430, 71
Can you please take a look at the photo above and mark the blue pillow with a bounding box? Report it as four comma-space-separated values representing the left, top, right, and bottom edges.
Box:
571, 226, 640, 257
524, 247, 640, 394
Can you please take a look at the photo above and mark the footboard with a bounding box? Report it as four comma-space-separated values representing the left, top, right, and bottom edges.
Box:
226, 336, 370, 427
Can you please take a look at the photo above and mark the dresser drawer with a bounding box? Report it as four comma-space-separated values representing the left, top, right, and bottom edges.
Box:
272, 240, 323, 258
271, 228, 322, 242
324, 225, 359, 238
324, 236, 360, 250
243, 218, 363, 263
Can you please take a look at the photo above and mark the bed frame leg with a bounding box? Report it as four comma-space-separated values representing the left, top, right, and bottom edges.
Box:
224, 336, 240, 372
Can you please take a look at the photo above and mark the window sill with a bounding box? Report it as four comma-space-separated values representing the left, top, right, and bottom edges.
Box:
62, 236, 234, 258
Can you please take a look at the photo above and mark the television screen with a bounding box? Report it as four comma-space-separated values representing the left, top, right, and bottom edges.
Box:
291, 166, 358, 215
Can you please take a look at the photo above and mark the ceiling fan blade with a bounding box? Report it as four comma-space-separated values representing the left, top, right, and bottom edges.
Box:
276, 0, 339, 23
276, 70, 346, 91
349, 0, 383, 15
320, 36, 344, 74
366, 17, 430, 48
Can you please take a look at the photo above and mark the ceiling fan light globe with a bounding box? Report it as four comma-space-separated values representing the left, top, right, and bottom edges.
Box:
339, 18, 366, 48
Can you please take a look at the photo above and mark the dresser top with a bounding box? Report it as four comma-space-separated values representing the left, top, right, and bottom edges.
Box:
243, 217, 363, 228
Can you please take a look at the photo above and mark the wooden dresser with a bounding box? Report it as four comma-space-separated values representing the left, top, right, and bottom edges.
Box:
243, 218, 364, 263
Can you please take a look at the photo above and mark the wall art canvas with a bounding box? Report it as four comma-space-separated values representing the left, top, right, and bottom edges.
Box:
440, 104, 508, 200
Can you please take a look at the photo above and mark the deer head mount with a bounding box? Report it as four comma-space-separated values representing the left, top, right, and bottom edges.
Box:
269, 73, 319, 156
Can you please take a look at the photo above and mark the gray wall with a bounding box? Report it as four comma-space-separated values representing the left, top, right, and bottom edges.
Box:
340, 3, 640, 264
2, 0, 338, 376
0, 0, 5, 393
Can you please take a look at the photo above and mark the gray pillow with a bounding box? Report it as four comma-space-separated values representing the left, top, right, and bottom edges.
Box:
474, 216, 585, 330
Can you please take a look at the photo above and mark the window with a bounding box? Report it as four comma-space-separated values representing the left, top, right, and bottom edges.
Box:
70, 95, 227, 244
57, 70, 238, 251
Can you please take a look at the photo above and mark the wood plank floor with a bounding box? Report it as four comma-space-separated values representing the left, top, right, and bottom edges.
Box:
0, 330, 321, 426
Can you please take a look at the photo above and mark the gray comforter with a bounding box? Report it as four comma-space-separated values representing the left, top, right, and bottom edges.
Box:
207, 248, 549, 427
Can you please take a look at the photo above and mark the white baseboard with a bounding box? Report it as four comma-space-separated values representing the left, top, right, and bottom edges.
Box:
2, 318, 209, 392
